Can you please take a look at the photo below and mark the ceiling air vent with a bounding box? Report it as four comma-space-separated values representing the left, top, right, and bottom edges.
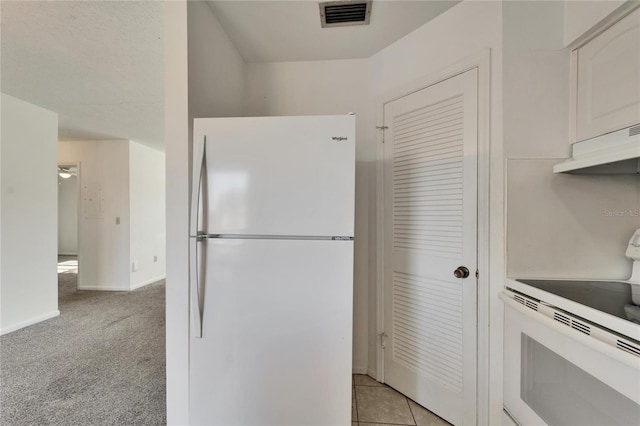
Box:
319, 1, 372, 28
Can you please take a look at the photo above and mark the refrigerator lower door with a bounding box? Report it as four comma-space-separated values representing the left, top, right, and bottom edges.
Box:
189, 239, 354, 426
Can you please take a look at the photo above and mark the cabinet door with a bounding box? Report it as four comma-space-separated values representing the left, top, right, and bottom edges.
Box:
575, 7, 640, 142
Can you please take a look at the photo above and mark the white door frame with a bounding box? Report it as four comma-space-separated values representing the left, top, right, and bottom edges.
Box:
58, 160, 82, 289
374, 49, 492, 421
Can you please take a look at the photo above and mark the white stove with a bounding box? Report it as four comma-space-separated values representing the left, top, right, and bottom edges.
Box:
502, 229, 640, 426
505, 278, 640, 342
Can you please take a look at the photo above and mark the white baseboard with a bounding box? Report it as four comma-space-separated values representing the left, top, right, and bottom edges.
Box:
77, 285, 128, 291
78, 277, 164, 292
1, 310, 60, 335
352, 366, 367, 375
130, 275, 165, 290
367, 367, 381, 382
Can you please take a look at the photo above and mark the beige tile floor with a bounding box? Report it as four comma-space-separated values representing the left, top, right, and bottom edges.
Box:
351, 374, 451, 426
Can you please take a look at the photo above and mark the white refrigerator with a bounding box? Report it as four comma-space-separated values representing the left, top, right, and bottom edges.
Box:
189, 115, 355, 425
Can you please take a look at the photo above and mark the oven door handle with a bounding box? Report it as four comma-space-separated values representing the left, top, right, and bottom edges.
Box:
500, 292, 640, 369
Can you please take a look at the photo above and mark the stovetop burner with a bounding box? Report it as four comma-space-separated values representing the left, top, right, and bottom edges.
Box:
517, 279, 637, 323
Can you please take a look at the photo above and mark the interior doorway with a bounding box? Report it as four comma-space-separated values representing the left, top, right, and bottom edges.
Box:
57, 163, 80, 287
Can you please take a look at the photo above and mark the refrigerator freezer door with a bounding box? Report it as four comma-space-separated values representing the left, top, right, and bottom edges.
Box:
193, 116, 355, 237
189, 238, 353, 425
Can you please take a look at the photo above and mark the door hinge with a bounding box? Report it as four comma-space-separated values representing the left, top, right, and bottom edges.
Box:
475, 269, 480, 279
376, 126, 388, 143
378, 332, 388, 349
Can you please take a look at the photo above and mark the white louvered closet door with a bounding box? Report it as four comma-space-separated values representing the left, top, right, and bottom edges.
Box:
383, 69, 478, 426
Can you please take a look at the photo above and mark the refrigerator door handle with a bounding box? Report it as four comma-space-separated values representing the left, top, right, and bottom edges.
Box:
190, 135, 206, 237
190, 236, 203, 338
190, 134, 206, 338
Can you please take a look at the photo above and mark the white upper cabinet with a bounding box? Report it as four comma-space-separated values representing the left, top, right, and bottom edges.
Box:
573, 6, 640, 142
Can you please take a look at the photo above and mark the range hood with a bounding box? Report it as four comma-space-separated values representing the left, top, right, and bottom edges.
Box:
553, 124, 640, 174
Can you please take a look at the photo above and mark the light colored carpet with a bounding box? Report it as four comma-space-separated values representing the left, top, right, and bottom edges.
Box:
0, 266, 166, 425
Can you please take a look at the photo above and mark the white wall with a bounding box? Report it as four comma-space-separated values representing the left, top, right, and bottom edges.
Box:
504, 0, 569, 160
564, 0, 627, 46
129, 141, 166, 289
507, 160, 640, 279
367, 3, 504, 423
58, 174, 78, 255
165, 0, 247, 423
58, 140, 131, 291
504, 1, 640, 280
1, 93, 59, 334
165, 2, 190, 424
500, 2, 639, 421
244, 58, 371, 373
188, 0, 245, 119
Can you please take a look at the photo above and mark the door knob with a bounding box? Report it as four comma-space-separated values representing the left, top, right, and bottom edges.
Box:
454, 266, 470, 279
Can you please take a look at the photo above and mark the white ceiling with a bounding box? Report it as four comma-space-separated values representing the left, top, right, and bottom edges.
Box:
1, 1, 164, 149
206, 0, 460, 62
1, 1, 458, 150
